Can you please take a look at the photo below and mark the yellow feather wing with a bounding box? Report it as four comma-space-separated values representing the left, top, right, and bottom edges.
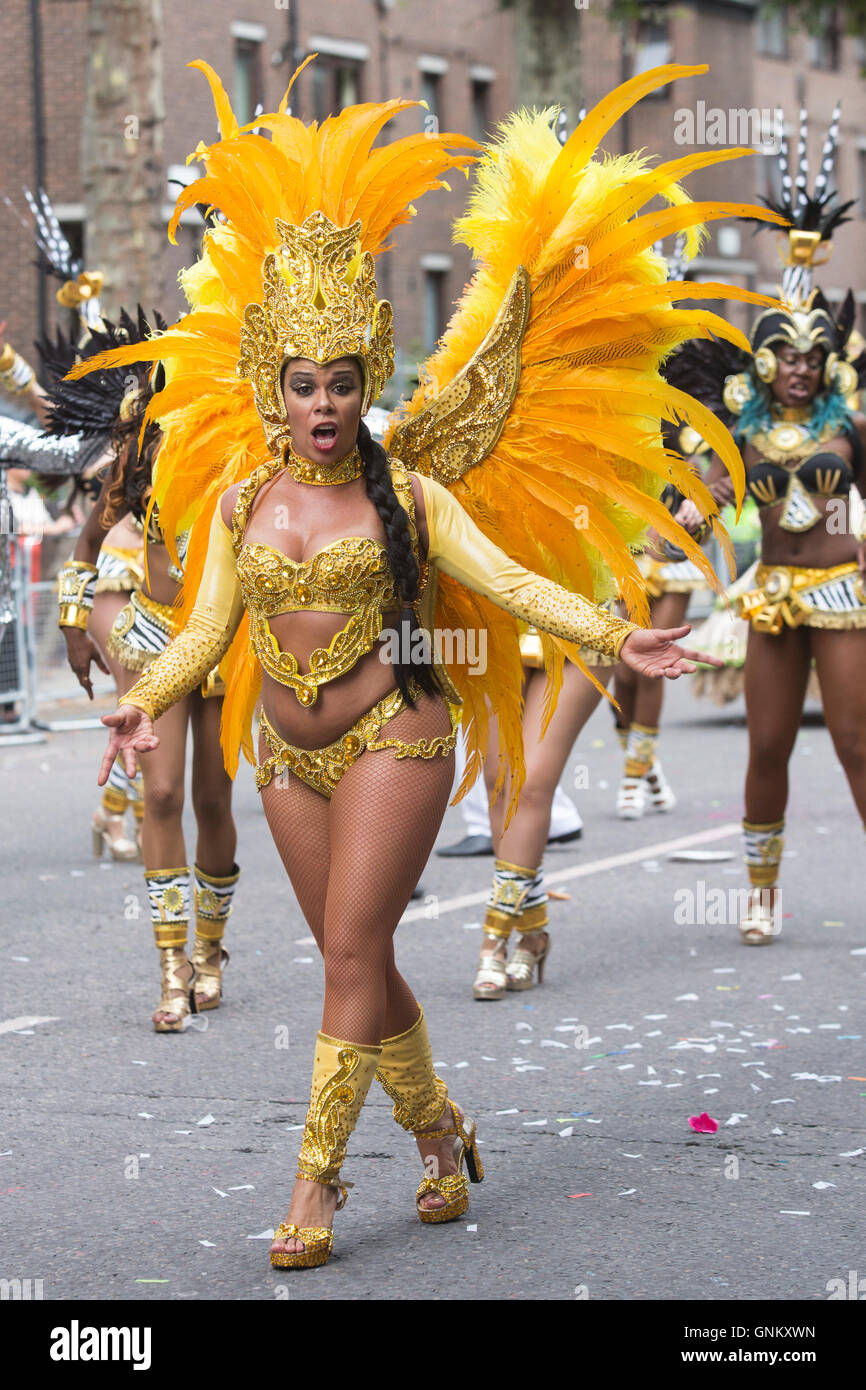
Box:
385, 64, 787, 820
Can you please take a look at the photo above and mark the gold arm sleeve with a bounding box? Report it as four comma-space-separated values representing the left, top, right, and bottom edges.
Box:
121, 509, 246, 721
418, 473, 638, 660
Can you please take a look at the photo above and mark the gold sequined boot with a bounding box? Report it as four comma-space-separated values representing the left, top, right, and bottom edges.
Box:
271, 1033, 381, 1269
377, 1007, 483, 1223
146, 868, 197, 1032
739, 820, 784, 945
190, 863, 239, 1010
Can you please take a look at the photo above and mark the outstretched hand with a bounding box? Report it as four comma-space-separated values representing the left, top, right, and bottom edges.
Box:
99, 705, 158, 784
619, 625, 723, 679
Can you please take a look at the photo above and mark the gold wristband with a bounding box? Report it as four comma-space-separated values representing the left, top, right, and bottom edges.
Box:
59, 604, 92, 631
57, 561, 99, 631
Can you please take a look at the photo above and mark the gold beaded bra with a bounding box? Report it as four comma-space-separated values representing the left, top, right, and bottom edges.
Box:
231, 458, 423, 705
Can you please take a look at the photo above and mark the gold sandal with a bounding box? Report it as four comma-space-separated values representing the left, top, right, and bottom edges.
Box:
506, 930, 550, 990
738, 892, 778, 946
472, 935, 507, 1001
415, 1100, 484, 1224
153, 949, 198, 1033
271, 1179, 351, 1269
91, 809, 139, 862
190, 939, 230, 1011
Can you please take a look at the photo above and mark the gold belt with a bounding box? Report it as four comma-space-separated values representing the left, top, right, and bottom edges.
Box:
256, 684, 460, 798
737, 561, 866, 635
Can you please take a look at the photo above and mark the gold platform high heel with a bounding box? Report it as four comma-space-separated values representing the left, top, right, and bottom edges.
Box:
375, 1009, 484, 1224
506, 927, 551, 990
153, 948, 198, 1032
190, 863, 239, 1010
415, 1099, 484, 1224
272, 1181, 351, 1270
270, 1034, 381, 1269
473, 934, 508, 1000
92, 780, 139, 862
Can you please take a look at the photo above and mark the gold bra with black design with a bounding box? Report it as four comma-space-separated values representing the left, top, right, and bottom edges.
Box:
232, 458, 422, 705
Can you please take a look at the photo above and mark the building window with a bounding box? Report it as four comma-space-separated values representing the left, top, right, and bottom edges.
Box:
312, 57, 363, 122
632, 18, 671, 95
808, 8, 840, 70
471, 80, 491, 143
421, 72, 442, 130
422, 269, 448, 354
756, 9, 788, 58
234, 38, 264, 127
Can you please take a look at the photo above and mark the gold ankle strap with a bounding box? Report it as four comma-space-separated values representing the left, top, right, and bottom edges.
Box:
295, 1173, 352, 1209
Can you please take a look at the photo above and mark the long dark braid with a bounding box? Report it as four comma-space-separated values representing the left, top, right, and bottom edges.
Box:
357, 419, 441, 704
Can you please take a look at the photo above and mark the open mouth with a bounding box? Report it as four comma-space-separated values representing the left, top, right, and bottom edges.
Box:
311, 424, 338, 450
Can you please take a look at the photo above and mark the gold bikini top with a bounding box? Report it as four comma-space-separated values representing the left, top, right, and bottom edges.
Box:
231, 457, 424, 705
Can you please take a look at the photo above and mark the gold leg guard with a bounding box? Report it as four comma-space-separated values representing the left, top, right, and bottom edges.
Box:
273, 1033, 381, 1270
296, 1033, 381, 1185
624, 722, 658, 778
146, 867, 191, 950
376, 1007, 448, 1132
191, 863, 239, 1010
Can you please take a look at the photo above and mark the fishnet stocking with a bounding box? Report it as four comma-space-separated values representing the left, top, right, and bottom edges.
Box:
260, 692, 455, 1044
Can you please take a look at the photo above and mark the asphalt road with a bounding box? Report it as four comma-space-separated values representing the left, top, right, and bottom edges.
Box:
1, 677, 863, 1304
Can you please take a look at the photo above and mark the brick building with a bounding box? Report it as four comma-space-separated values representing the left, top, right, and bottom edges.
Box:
2, 1, 864, 407
575, 2, 866, 337
1, 0, 516, 406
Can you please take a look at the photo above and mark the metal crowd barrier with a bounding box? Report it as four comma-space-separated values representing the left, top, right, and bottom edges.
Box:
0, 533, 111, 745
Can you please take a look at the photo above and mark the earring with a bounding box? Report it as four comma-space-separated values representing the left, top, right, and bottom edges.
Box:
753, 347, 777, 384
824, 352, 857, 396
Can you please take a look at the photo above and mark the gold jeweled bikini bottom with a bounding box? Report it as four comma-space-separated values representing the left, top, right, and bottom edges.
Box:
256, 683, 460, 798
737, 561, 866, 635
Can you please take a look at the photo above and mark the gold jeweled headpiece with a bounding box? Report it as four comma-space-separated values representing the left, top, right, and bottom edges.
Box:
237, 211, 394, 457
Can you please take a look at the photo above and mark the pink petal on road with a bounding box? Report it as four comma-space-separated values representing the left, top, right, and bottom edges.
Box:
689, 1112, 719, 1134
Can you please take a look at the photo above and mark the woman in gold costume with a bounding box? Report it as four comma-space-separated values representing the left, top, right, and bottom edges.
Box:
681, 106, 865, 944
705, 297, 865, 944
78, 59, 780, 1268
58, 314, 240, 1026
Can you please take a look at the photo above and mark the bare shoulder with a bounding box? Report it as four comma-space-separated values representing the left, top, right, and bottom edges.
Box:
219, 482, 243, 528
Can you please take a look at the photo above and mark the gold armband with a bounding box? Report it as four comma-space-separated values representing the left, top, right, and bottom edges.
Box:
0, 342, 36, 395
418, 473, 637, 659
57, 561, 99, 630
121, 509, 245, 722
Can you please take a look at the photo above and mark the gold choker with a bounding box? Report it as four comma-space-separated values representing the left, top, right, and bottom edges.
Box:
284, 444, 364, 485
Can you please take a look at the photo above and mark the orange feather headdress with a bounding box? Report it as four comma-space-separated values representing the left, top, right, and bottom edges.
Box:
70, 59, 477, 772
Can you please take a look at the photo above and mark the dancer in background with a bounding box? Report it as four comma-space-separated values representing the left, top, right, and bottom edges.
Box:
57, 310, 240, 1024
472, 625, 614, 998
664, 105, 865, 943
